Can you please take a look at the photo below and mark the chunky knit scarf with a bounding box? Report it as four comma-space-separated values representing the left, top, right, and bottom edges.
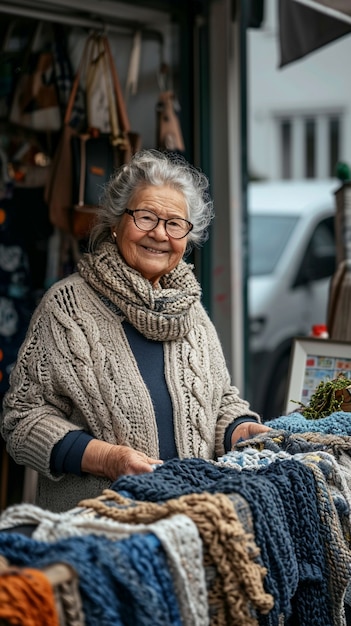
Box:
78, 242, 202, 340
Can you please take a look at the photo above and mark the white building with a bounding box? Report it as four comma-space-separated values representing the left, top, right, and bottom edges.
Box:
247, 0, 351, 181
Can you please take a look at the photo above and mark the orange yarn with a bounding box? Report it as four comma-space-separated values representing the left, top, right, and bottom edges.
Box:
0, 566, 60, 626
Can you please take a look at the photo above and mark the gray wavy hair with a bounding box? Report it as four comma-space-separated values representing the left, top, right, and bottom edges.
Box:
89, 149, 214, 254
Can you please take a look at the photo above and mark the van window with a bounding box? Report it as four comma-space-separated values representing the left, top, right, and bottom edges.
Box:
310, 218, 335, 259
249, 214, 298, 276
293, 216, 335, 285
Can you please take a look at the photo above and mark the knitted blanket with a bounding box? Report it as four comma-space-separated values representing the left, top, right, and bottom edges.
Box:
111, 456, 351, 626
216, 445, 351, 532
0, 509, 208, 626
228, 427, 351, 626
79, 489, 273, 626
0, 532, 183, 626
233, 428, 351, 522
265, 411, 351, 435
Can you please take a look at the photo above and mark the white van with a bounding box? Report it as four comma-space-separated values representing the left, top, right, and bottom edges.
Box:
247, 178, 340, 420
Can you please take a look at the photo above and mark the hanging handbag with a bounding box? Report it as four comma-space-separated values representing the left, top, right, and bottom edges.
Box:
9, 22, 61, 132
71, 132, 117, 238
71, 34, 141, 239
71, 33, 118, 238
156, 63, 185, 152
44, 35, 91, 234
43, 115, 79, 233
51, 23, 85, 129
45, 33, 141, 238
156, 90, 185, 152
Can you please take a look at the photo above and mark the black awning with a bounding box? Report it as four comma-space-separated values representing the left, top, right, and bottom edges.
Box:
279, 0, 351, 67
294, 0, 351, 22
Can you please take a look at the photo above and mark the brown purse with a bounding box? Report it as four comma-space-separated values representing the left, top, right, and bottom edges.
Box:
155, 63, 185, 152
156, 89, 185, 152
71, 35, 141, 239
9, 22, 61, 132
45, 33, 141, 238
44, 38, 87, 233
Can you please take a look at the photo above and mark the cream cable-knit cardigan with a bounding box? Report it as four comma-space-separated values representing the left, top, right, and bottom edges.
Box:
1, 243, 259, 512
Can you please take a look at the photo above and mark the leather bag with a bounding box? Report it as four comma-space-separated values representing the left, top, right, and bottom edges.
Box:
9, 22, 61, 132
155, 63, 185, 152
156, 90, 185, 152
45, 33, 141, 238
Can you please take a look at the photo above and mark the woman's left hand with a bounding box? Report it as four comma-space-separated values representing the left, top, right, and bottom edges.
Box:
231, 421, 271, 447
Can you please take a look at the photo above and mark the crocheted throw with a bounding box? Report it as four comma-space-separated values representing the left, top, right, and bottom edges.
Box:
265, 411, 351, 435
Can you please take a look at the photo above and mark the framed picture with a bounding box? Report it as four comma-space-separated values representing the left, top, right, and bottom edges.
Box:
284, 337, 351, 414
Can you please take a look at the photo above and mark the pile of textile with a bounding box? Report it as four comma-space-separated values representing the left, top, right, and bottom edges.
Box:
1, 412, 351, 625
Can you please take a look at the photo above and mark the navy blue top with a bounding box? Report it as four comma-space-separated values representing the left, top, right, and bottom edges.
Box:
50, 320, 257, 476
123, 321, 177, 460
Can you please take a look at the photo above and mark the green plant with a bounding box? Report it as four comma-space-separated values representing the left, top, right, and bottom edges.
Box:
294, 374, 351, 420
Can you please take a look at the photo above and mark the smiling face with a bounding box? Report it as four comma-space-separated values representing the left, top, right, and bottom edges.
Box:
114, 185, 189, 287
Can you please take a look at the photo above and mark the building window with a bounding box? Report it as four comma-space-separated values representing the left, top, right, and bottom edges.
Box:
278, 113, 341, 179
305, 118, 315, 178
281, 119, 292, 179
329, 117, 340, 177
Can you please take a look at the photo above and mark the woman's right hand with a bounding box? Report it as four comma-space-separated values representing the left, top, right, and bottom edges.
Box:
81, 439, 162, 481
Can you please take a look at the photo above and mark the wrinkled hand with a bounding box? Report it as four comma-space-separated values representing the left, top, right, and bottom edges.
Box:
231, 421, 271, 447
104, 445, 162, 480
81, 440, 162, 481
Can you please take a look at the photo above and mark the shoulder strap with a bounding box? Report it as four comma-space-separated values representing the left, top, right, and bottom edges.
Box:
102, 35, 131, 134
100, 36, 120, 141
63, 34, 93, 125
125, 30, 142, 99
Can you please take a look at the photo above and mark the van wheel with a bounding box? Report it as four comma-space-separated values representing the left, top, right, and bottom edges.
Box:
263, 354, 290, 421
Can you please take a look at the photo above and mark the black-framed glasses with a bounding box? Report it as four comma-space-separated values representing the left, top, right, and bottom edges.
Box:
124, 208, 193, 239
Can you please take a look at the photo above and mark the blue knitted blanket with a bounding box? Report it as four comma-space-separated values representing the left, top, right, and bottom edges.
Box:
112, 457, 337, 626
0, 532, 182, 626
265, 411, 351, 435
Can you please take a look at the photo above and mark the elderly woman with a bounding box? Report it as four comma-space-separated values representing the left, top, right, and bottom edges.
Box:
1, 149, 269, 512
